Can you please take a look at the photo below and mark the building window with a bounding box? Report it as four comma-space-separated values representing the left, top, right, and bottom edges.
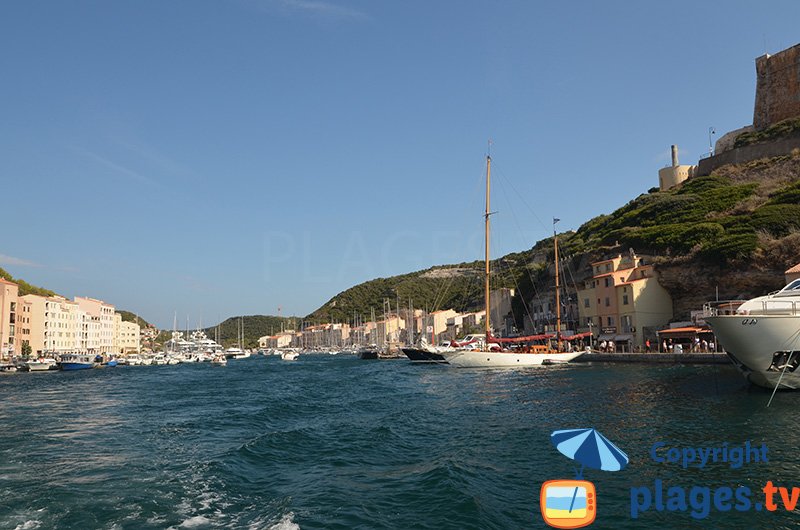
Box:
623, 294, 629, 305
584, 298, 590, 308
605, 297, 610, 307
607, 316, 614, 326
622, 315, 632, 332
605, 278, 611, 287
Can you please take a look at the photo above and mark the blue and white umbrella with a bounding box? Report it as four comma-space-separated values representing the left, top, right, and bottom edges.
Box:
551, 428, 629, 472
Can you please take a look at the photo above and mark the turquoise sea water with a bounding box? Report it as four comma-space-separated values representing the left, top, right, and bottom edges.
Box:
1, 356, 799, 529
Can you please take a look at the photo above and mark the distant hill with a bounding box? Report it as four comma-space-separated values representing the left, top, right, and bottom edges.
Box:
116, 310, 153, 329
201, 315, 299, 349
308, 150, 800, 325
0, 267, 57, 297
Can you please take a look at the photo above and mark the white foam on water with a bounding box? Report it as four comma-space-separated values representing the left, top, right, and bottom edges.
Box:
13, 521, 42, 530
178, 515, 212, 528
265, 512, 300, 530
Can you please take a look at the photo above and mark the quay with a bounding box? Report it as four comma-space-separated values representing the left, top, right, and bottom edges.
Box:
575, 352, 730, 364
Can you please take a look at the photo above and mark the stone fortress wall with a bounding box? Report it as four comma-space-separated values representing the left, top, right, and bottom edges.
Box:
753, 43, 800, 130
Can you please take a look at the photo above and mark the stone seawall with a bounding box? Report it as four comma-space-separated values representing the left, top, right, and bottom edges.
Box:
574, 352, 730, 364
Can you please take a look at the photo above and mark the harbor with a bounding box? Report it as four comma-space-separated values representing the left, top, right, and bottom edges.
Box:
0, 354, 796, 529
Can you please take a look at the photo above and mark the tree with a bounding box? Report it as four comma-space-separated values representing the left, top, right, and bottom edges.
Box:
21, 341, 32, 357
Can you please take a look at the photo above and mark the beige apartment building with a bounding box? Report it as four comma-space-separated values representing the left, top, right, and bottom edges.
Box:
414, 309, 458, 343
113, 313, 141, 354
0, 278, 20, 359
259, 330, 295, 349
374, 316, 405, 347
74, 296, 115, 354
577, 252, 673, 350
22, 294, 85, 355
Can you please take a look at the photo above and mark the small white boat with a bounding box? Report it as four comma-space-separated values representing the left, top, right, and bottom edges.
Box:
281, 351, 299, 361
26, 358, 57, 371
211, 354, 227, 366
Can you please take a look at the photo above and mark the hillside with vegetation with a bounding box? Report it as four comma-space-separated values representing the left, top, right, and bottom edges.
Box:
0, 267, 57, 297
200, 315, 299, 349
116, 310, 153, 329
308, 149, 800, 325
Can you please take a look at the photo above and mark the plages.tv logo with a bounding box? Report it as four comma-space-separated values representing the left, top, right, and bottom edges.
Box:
540, 428, 629, 529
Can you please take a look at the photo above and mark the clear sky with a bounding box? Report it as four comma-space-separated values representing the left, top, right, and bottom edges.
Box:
2, 1, 799, 328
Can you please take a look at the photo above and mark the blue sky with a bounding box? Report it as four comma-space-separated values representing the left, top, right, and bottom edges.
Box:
2, 1, 798, 328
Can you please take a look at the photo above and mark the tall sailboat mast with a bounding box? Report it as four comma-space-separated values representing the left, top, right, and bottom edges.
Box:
554, 218, 561, 350
484, 154, 492, 339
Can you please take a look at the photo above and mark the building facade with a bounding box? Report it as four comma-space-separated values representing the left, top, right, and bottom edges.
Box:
74, 296, 115, 354
0, 278, 20, 359
577, 252, 673, 350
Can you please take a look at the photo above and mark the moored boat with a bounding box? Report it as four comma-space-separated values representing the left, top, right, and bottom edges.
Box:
402, 347, 448, 364
59, 354, 95, 371
442, 154, 584, 368
357, 346, 379, 360
211, 354, 227, 366
26, 358, 58, 371
705, 280, 800, 389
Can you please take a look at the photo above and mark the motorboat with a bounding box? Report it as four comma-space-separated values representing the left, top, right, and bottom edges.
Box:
281, 351, 299, 361
705, 279, 800, 389
211, 354, 227, 366
26, 358, 58, 371
59, 354, 95, 371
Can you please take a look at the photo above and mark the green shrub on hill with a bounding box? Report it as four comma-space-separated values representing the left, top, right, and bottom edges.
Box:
750, 204, 800, 237
734, 117, 800, 148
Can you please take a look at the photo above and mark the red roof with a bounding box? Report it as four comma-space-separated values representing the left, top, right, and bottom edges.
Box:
786, 263, 800, 274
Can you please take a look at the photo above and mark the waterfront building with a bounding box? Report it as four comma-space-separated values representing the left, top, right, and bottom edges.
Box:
21, 294, 84, 355
785, 262, 800, 284
490, 288, 515, 337
0, 278, 20, 360
374, 316, 405, 348
74, 296, 115, 354
414, 309, 457, 343
113, 314, 141, 354
577, 252, 673, 350
524, 293, 580, 337
445, 310, 486, 340
16, 296, 32, 355
259, 330, 295, 349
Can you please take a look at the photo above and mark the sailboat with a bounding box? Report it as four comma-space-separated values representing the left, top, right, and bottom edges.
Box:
442, 155, 585, 368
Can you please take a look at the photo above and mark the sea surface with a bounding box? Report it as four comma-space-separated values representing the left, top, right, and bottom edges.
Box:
1, 355, 799, 529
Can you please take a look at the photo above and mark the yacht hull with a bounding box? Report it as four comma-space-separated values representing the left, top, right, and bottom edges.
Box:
402, 348, 448, 364
60, 362, 94, 371
442, 349, 584, 368
706, 314, 800, 389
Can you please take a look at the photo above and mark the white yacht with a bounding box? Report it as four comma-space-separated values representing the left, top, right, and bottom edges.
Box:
705, 279, 800, 389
